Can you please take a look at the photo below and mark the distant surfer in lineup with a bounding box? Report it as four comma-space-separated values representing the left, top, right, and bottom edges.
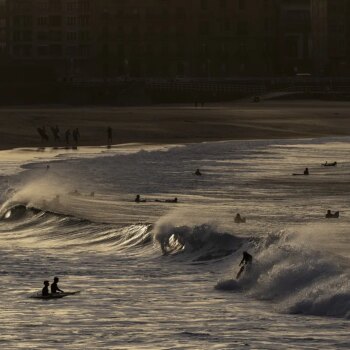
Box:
155, 197, 178, 203
236, 251, 253, 279
325, 210, 339, 219
323, 161, 337, 167
165, 197, 178, 203
42, 280, 50, 296
293, 167, 309, 176
194, 169, 202, 176
51, 277, 64, 294
135, 195, 146, 203
234, 213, 246, 223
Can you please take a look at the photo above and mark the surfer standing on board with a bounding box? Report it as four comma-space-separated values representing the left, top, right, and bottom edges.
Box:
236, 251, 253, 279
51, 277, 64, 294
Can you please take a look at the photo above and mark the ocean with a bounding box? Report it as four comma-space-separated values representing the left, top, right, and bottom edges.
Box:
0, 138, 349, 349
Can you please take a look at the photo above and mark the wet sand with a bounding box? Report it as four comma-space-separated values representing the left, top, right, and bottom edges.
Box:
0, 100, 350, 150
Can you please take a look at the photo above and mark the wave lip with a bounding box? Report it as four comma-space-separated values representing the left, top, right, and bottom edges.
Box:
154, 222, 244, 261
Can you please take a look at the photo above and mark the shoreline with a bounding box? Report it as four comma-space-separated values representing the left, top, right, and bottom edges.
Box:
0, 100, 350, 151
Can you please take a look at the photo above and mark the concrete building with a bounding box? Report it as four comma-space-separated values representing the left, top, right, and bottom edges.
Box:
92, 0, 280, 78
311, 0, 350, 76
278, 0, 311, 75
6, 0, 95, 80
4, 0, 326, 80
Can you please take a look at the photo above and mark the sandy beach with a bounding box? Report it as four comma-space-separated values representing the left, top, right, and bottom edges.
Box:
0, 100, 350, 150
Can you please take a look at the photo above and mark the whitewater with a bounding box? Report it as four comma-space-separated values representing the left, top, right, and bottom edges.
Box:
0, 138, 349, 349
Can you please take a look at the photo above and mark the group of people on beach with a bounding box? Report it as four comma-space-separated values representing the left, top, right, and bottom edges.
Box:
37, 126, 113, 149
37, 125, 81, 148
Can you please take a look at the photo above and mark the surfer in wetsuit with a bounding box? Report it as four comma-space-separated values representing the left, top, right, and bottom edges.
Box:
42, 280, 50, 296
165, 197, 178, 203
51, 277, 64, 294
304, 168, 309, 175
135, 195, 146, 203
236, 251, 253, 279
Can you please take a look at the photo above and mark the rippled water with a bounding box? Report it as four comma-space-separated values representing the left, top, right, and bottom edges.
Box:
0, 138, 349, 349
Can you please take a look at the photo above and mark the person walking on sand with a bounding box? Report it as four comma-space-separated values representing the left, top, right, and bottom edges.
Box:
65, 129, 71, 146
107, 126, 113, 146
73, 128, 80, 147
51, 125, 60, 142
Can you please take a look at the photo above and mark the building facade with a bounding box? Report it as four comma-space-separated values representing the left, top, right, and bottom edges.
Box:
0, 0, 6, 56
6, 0, 95, 80
7, 0, 336, 80
311, 0, 350, 76
278, 0, 311, 75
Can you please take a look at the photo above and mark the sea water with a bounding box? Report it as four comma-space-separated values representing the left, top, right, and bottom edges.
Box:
0, 138, 349, 349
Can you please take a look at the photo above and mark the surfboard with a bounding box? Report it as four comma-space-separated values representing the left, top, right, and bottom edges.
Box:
31, 291, 80, 299
214, 279, 241, 291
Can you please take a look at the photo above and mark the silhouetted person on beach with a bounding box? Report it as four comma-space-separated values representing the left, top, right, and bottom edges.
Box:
37, 127, 49, 142
42, 280, 50, 296
51, 125, 60, 142
107, 126, 112, 146
195, 169, 202, 176
65, 129, 71, 146
73, 128, 80, 147
51, 277, 64, 294
236, 251, 253, 279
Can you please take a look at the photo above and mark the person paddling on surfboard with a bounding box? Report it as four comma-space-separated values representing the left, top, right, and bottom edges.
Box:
236, 251, 253, 279
51, 277, 64, 294
42, 280, 50, 296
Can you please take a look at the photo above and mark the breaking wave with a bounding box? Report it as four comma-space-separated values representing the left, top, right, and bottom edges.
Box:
215, 231, 350, 319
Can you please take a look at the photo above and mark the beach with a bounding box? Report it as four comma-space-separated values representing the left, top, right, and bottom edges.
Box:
1, 100, 350, 150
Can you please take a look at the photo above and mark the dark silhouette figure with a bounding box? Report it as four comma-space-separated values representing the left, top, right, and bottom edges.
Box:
72, 128, 80, 147
293, 167, 310, 176
195, 169, 202, 176
165, 198, 178, 203
325, 210, 340, 219
236, 251, 253, 279
234, 213, 246, 223
37, 127, 49, 142
51, 125, 60, 142
65, 129, 71, 146
42, 280, 50, 296
51, 277, 64, 294
135, 195, 146, 203
107, 126, 113, 146
323, 161, 337, 167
